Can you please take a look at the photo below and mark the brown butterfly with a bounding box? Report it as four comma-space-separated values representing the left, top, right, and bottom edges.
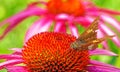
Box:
70, 17, 114, 51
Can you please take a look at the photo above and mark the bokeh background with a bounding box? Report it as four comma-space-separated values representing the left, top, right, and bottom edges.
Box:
0, 0, 120, 72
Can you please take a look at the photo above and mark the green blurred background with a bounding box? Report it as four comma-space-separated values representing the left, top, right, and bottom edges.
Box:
0, 0, 120, 72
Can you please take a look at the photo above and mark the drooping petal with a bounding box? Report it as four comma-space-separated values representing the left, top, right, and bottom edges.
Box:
10, 48, 22, 53
86, 7, 100, 16
82, 1, 94, 6
6, 66, 28, 72
97, 29, 109, 49
0, 6, 47, 39
99, 8, 120, 15
86, 65, 120, 72
89, 48, 117, 56
101, 14, 120, 32
0, 59, 23, 70
100, 24, 120, 47
55, 14, 70, 21
86, 60, 120, 72
0, 55, 22, 60
54, 21, 66, 33
68, 22, 78, 38
74, 16, 90, 27
25, 17, 52, 42
10, 48, 22, 55
90, 60, 119, 68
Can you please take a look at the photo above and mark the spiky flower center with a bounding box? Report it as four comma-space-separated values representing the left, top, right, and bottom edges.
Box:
47, 0, 85, 16
22, 32, 89, 72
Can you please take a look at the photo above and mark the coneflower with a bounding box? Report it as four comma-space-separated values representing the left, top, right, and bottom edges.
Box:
0, 19, 119, 72
0, 0, 120, 48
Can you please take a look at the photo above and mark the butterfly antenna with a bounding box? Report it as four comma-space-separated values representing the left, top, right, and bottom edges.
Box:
93, 35, 115, 44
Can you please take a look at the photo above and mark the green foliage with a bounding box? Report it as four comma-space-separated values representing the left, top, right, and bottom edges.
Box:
0, 0, 38, 54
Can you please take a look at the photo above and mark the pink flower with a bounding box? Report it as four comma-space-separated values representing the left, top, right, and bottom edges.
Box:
0, 32, 119, 72
0, 19, 120, 72
0, 0, 120, 48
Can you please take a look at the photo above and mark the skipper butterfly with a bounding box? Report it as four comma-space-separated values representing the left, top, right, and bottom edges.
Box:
70, 18, 114, 50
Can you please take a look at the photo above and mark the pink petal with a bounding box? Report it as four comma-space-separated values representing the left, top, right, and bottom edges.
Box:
97, 30, 109, 49
6, 66, 28, 72
86, 65, 120, 72
86, 7, 120, 16
0, 55, 22, 59
68, 22, 78, 38
100, 24, 120, 47
99, 8, 120, 15
74, 16, 90, 27
89, 48, 117, 56
0, 59, 23, 70
87, 60, 120, 72
86, 7, 100, 16
25, 18, 52, 42
82, 1, 94, 6
0, 6, 47, 39
101, 14, 120, 32
55, 14, 70, 20
54, 21, 66, 33
10, 48, 22, 53
90, 60, 119, 68
10, 48, 22, 55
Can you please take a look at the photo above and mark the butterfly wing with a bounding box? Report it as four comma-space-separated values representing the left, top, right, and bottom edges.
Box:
70, 17, 114, 51
77, 35, 115, 50
77, 17, 99, 42
70, 18, 99, 50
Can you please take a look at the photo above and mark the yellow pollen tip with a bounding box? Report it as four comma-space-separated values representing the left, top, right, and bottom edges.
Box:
62, 0, 67, 2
